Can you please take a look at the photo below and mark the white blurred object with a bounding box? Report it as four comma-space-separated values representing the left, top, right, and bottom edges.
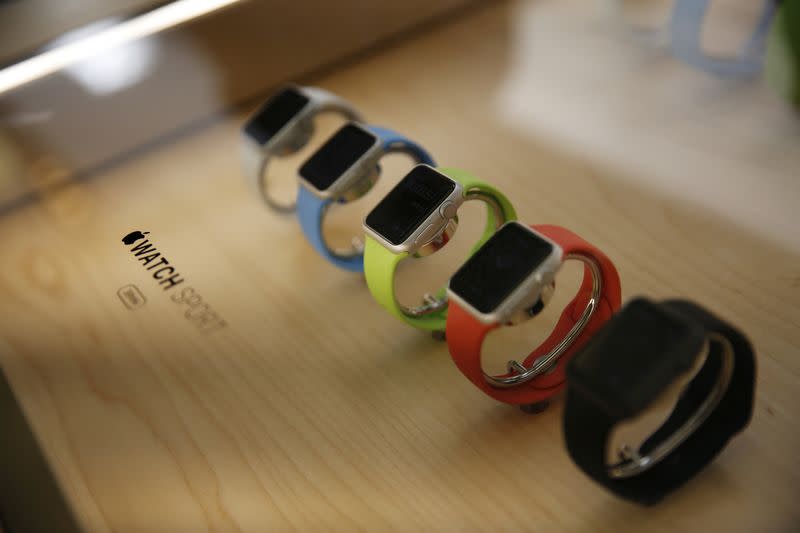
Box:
0, 0, 241, 95
601, 0, 670, 46
496, 0, 800, 251
48, 19, 159, 95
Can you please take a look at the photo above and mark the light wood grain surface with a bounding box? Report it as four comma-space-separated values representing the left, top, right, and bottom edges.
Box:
1, 2, 798, 532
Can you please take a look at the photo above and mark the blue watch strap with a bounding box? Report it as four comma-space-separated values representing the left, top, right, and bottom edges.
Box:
670, 0, 777, 79
367, 125, 436, 165
297, 185, 364, 272
297, 125, 434, 273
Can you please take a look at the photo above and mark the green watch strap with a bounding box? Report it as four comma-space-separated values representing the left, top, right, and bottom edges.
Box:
438, 167, 517, 242
766, 0, 800, 107
363, 167, 517, 332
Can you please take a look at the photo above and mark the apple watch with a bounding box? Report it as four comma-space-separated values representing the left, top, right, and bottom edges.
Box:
563, 298, 756, 505
446, 222, 621, 407
670, 0, 777, 78
296, 122, 435, 272
241, 84, 362, 212
362, 164, 517, 332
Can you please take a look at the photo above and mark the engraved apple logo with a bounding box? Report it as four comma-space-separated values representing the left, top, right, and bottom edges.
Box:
122, 230, 149, 245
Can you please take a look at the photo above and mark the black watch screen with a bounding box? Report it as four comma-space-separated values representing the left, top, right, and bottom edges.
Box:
568, 298, 706, 419
244, 87, 310, 145
449, 222, 555, 314
299, 124, 377, 192
365, 165, 455, 245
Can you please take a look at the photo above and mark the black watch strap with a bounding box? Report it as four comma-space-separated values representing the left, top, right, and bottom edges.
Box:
563, 299, 756, 505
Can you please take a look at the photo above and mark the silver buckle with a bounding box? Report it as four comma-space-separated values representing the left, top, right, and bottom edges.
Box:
607, 334, 735, 478
483, 254, 603, 388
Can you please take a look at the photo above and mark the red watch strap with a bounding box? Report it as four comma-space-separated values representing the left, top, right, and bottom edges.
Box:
446, 224, 622, 405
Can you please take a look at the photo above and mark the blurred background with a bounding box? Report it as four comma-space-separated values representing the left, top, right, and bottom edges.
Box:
0, 0, 797, 242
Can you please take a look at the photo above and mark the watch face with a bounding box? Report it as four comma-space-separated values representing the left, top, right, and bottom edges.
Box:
299, 124, 377, 192
365, 165, 456, 246
243, 87, 310, 145
567, 298, 706, 419
449, 222, 555, 314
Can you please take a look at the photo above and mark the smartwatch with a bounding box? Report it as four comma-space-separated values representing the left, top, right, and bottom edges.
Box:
446, 222, 621, 407
297, 122, 435, 272
362, 164, 517, 332
670, 0, 777, 79
241, 85, 362, 212
563, 298, 756, 505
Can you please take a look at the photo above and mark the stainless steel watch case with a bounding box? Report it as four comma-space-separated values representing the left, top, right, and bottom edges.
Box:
362, 164, 465, 258
296, 122, 384, 203
446, 222, 564, 327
